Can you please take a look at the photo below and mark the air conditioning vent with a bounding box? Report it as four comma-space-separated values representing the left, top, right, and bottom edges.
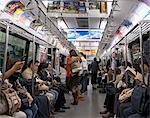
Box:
76, 18, 88, 28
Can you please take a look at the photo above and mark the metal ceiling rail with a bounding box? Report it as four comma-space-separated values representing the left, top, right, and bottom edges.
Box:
97, 8, 115, 54
127, 23, 150, 43
35, 0, 75, 49
0, 21, 53, 48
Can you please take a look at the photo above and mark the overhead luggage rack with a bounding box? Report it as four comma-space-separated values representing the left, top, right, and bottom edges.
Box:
0, 21, 53, 48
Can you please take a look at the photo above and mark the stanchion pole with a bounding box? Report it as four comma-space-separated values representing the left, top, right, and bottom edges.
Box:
32, 35, 36, 97
125, 36, 128, 68
124, 36, 128, 83
51, 47, 54, 79
139, 22, 145, 84
3, 23, 9, 74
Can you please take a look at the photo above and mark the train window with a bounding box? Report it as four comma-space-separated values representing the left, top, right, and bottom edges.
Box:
0, 31, 5, 71
8, 36, 26, 59
28, 42, 34, 61
131, 43, 140, 63
28, 42, 38, 61
0, 29, 27, 71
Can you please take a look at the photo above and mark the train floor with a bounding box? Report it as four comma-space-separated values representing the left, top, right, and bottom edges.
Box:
56, 84, 106, 118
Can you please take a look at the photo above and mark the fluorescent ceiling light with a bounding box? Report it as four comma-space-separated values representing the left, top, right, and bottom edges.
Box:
58, 20, 68, 29
100, 20, 107, 30
42, 1, 49, 8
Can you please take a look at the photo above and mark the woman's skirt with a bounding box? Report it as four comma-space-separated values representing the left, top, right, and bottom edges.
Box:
69, 73, 80, 90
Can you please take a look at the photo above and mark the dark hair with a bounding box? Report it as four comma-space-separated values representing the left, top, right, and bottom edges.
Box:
28, 60, 39, 67
116, 68, 121, 75
94, 58, 97, 61
69, 49, 77, 57
133, 59, 142, 74
6, 58, 20, 71
80, 52, 86, 59
37, 62, 51, 74
122, 61, 132, 67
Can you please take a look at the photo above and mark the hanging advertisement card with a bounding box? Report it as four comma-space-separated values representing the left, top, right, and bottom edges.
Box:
100, 1, 107, 14
4, 0, 24, 15
89, 1, 100, 10
47, 1, 61, 12
63, 1, 78, 13
0, 0, 12, 11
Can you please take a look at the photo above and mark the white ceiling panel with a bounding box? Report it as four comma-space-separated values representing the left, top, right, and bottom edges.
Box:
77, 46, 98, 50
88, 18, 100, 29
63, 17, 78, 29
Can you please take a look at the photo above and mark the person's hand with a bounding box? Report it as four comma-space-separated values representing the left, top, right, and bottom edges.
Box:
38, 84, 49, 91
53, 80, 58, 85
36, 78, 44, 84
26, 92, 33, 105
120, 88, 131, 95
12, 61, 24, 71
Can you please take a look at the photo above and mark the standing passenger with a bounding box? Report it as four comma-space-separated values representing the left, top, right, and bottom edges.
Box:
68, 50, 81, 105
91, 58, 99, 89
66, 55, 71, 90
80, 53, 88, 94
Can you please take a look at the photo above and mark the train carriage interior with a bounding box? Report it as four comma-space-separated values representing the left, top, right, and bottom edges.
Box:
0, 0, 150, 118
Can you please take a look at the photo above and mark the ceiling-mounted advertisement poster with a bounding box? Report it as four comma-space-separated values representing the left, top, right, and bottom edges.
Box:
63, 1, 78, 13
139, 0, 150, 7
89, 1, 100, 10
18, 12, 34, 27
100, 1, 107, 14
4, 0, 25, 15
47, 1, 61, 12
0, 0, 13, 10
66, 30, 103, 41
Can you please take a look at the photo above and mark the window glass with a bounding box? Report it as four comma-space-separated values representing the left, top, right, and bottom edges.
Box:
28, 42, 37, 61
8, 36, 26, 59
0, 30, 26, 71
0, 31, 6, 71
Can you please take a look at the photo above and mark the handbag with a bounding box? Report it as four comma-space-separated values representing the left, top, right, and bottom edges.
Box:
71, 61, 82, 73
131, 85, 147, 114
1, 88, 21, 115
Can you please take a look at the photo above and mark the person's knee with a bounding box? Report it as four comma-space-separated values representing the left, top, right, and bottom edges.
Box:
24, 109, 33, 118
13, 111, 27, 118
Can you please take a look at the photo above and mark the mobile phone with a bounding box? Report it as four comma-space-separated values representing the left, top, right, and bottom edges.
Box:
21, 56, 26, 61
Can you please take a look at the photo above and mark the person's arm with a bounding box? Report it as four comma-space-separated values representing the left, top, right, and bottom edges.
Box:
3, 61, 24, 79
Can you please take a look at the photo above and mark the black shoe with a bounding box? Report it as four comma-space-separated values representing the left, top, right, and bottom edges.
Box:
61, 106, 70, 109
93, 87, 97, 90
55, 108, 66, 112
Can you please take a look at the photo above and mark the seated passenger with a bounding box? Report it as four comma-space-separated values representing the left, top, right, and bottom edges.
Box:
101, 68, 122, 118
122, 58, 149, 118
38, 62, 68, 112
22, 60, 56, 115
3, 59, 38, 118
